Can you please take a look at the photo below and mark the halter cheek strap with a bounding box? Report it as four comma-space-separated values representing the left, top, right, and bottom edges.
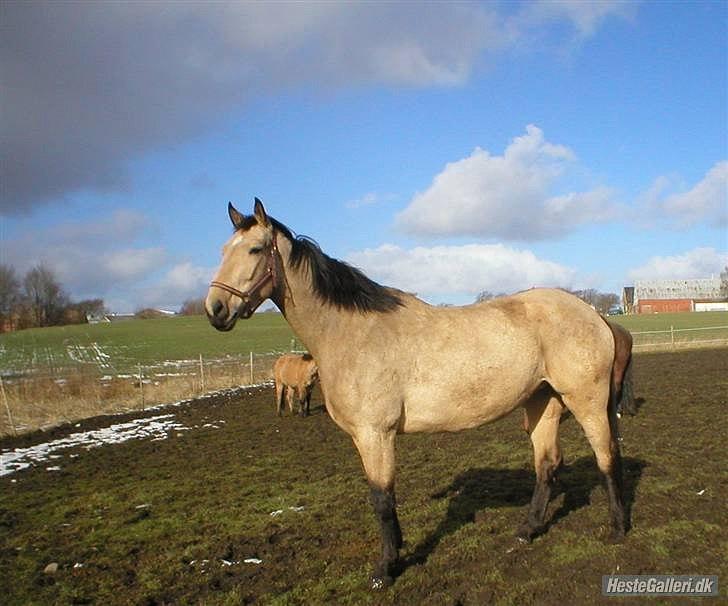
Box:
210, 237, 280, 305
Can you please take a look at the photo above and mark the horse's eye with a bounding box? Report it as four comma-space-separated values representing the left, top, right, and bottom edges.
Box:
249, 247, 262, 255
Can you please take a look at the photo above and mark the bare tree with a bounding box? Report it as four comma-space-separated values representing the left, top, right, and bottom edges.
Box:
474, 290, 507, 303
179, 297, 207, 316
0, 264, 21, 330
23, 264, 68, 327
568, 288, 619, 314
63, 298, 106, 324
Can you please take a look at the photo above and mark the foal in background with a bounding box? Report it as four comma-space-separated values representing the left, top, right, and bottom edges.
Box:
273, 353, 319, 417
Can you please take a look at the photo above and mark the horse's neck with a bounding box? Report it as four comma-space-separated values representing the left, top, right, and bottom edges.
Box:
274, 237, 342, 359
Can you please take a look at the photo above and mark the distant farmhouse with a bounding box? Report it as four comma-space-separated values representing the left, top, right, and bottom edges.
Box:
623, 277, 728, 314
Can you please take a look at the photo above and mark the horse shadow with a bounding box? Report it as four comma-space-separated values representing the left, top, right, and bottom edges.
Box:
400, 455, 646, 573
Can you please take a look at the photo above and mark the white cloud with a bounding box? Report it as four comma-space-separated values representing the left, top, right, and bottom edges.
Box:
3, 211, 172, 305
347, 243, 575, 302
520, 0, 635, 37
396, 125, 619, 239
628, 247, 728, 281
157, 263, 215, 302
2, 3, 631, 213
660, 161, 728, 228
120, 262, 217, 312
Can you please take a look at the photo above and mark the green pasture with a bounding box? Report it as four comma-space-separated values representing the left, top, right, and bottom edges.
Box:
0, 314, 296, 377
609, 310, 728, 332
609, 311, 728, 349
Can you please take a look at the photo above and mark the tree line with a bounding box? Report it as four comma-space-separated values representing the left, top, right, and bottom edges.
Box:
0, 264, 105, 332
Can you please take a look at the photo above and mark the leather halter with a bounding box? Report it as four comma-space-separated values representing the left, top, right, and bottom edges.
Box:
210, 236, 279, 305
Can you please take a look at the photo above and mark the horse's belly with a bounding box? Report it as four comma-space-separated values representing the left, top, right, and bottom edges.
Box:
400, 383, 532, 433
401, 403, 514, 433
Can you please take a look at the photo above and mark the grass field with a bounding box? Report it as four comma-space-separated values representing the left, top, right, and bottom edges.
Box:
1, 348, 726, 605
0, 314, 298, 436
0, 314, 296, 379
609, 310, 728, 332
609, 311, 728, 350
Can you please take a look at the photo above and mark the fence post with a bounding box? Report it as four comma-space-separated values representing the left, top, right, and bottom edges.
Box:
0, 376, 17, 436
138, 364, 145, 410
670, 325, 674, 349
199, 354, 205, 393
249, 351, 254, 384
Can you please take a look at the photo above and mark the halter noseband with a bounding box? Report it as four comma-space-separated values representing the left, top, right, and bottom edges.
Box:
210, 236, 280, 306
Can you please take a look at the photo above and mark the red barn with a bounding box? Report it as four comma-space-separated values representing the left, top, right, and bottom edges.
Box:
636, 299, 693, 314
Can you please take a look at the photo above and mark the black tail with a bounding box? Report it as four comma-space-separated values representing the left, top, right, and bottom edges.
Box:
616, 356, 637, 416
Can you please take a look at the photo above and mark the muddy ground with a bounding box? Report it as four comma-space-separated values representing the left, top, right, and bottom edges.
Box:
1, 349, 726, 605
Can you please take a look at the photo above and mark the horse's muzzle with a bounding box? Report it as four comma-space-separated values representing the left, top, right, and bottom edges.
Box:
206, 299, 238, 332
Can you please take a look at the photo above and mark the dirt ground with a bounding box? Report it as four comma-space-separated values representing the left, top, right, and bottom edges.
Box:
1, 348, 726, 605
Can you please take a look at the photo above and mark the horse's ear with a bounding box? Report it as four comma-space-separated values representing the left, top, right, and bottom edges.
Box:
228, 202, 245, 229
253, 197, 271, 228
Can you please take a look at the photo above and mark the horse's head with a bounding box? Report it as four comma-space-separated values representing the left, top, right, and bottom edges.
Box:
206, 198, 278, 331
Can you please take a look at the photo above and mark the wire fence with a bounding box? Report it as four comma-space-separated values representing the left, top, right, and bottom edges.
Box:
631, 325, 728, 351
0, 351, 297, 437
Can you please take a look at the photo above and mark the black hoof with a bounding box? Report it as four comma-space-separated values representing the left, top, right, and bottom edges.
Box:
370, 575, 394, 591
607, 528, 626, 544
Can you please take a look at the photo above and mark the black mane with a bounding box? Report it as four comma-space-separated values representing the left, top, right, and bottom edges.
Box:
270, 218, 403, 314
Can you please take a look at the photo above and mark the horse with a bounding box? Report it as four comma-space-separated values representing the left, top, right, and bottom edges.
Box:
206, 199, 628, 590
273, 353, 319, 417
521, 317, 636, 432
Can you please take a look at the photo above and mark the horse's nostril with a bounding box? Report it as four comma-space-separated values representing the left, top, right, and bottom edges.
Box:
212, 301, 224, 317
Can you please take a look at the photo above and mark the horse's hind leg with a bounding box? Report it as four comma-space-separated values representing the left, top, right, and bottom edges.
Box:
565, 388, 626, 542
286, 387, 296, 415
352, 428, 402, 590
275, 383, 285, 417
517, 389, 564, 543
301, 386, 312, 417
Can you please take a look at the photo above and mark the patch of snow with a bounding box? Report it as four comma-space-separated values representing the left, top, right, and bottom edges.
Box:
1, 414, 187, 477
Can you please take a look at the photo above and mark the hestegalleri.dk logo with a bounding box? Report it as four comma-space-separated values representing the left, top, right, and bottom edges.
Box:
602, 575, 718, 597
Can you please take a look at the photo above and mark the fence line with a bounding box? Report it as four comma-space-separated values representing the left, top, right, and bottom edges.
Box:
0, 350, 297, 437
631, 324, 728, 351
631, 325, 728, 336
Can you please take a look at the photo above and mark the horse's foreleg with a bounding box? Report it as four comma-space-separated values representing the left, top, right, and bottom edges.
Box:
517, 391, 563, 543
275, 383, 285, 417
352, 429, 401, 590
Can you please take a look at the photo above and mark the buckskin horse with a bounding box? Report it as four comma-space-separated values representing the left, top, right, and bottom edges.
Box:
206, 199, 629, 589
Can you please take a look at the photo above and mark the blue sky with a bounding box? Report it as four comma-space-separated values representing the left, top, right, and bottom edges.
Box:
2, 1, 726, 312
